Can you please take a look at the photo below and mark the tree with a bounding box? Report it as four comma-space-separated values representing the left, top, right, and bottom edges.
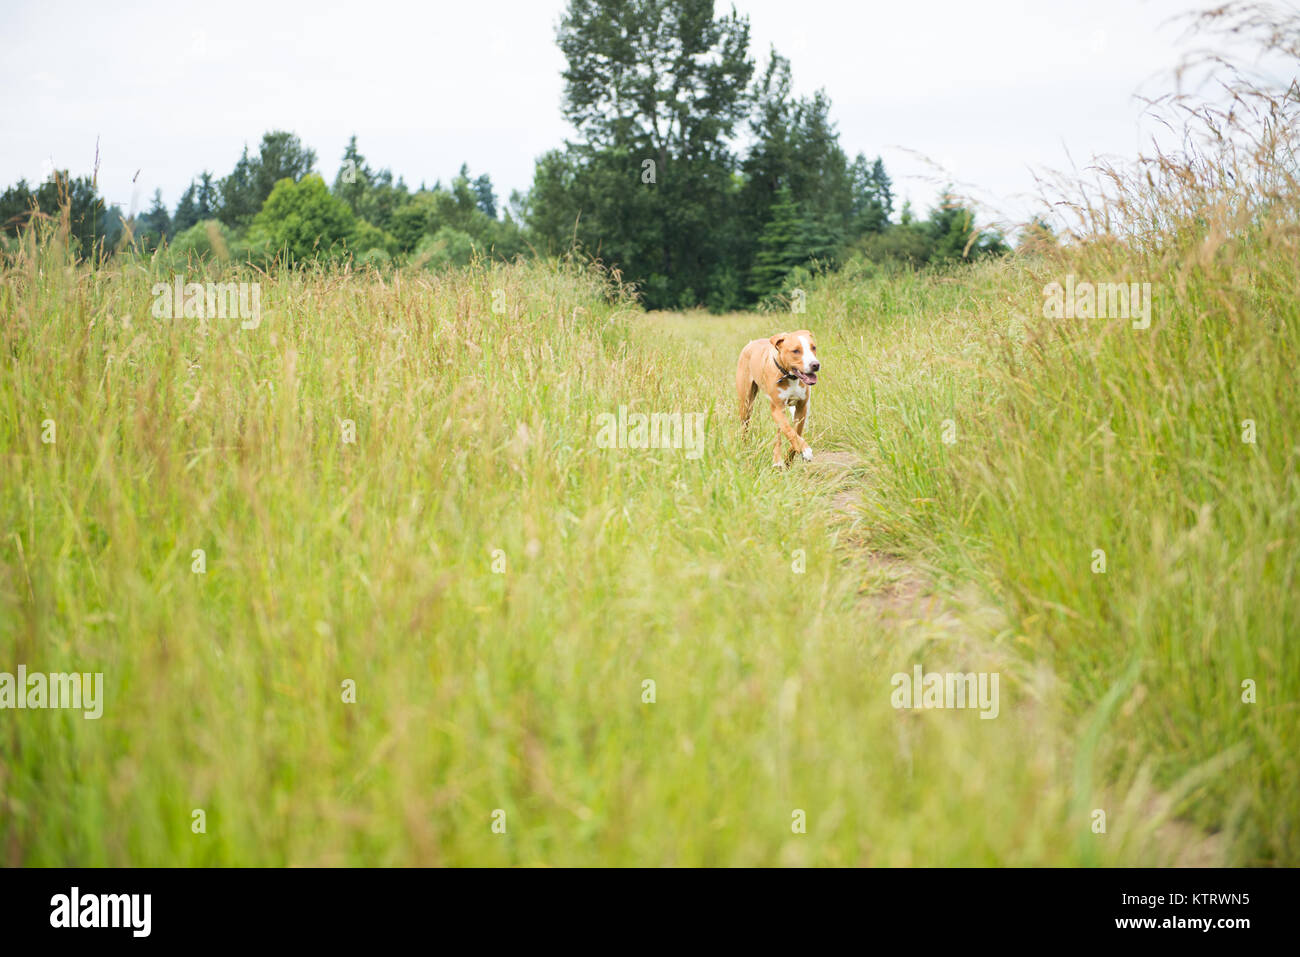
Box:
531, 16, 874, 308
251, 132, 317, 205
855, 221, 932, 266
870, 158, 893, 222
472, 173, 497, 219
219, 131, 317, 227
530, 0, 755, 308
0, 173, 119, 259
173, 172, 218, 234
558, 0, 753, 162
734, 50, 860, 299
252, 174, 355, 261
173, 183, 199, 233
333, 135, 370, 214
135, 189, 171, 249
850, 154, 893, 234
928, 190, 1008, 263
331, 135, 410, 232
414, 225, 476, 269
196, 173, 219, 220
0, 179, 36, 236
218, 147, 258, 226
748, 183, 809, 299
382, 170, 521, 260
452, 164, 480, 218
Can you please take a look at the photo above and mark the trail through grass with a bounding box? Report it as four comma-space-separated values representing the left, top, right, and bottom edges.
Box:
637, 308, 1229, 867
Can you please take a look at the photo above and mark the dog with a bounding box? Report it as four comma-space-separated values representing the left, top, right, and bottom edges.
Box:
736, 329, 821, 468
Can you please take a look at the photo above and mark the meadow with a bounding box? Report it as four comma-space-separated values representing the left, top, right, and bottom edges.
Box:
1, 168, 1295, 865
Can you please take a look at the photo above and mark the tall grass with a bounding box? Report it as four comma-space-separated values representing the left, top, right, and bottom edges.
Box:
809, 3, 1299, 864
4, 219, 1243, 865
2, 1, 1294, 868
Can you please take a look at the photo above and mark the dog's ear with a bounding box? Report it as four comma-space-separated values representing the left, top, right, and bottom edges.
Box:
769, 333, 786, 349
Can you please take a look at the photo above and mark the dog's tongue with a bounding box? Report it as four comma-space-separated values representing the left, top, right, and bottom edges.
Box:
797, 369, 818, 385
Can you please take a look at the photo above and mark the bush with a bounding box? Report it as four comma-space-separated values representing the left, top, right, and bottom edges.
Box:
348, 219, 399, 260
168, 219, 236, 262
358, 247, 391, 268
413, 226, 475, 269
252, 174, 356, 262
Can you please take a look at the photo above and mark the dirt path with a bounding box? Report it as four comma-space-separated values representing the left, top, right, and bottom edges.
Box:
805, 448, 960, 624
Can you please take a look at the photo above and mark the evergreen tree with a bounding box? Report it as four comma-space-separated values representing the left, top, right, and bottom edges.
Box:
850, 153, 893, 234
0, 173, 118, 259
748, 183, 808, 299
173, 182, 199, 233
870, 158, 894, 222
135, 189, 171, 246
218, 147, 258, 226
196, 172, 218, 219
331, 136, 409, 232
736, 50, 858, 299
173, 172, 219, 233
218, 131, 316, 227
473, 173, 497, 219
927, 190, 1008, 263
333, 135, 370, 213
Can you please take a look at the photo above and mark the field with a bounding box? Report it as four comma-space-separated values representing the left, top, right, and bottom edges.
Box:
1, 208, 1295, 865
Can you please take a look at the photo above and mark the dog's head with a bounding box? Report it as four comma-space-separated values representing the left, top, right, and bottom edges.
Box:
770, 330, 820, 385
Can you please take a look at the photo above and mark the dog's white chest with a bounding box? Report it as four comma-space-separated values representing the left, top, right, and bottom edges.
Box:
777, 379, 808, 405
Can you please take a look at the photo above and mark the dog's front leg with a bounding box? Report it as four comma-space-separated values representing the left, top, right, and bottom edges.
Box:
772, 429, 788, 468
793, 398, 812, 462
769, 401, 807, 467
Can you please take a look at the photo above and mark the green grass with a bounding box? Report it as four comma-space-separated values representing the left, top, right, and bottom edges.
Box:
811, 244, 1299, 864
0, 211, 1295, 863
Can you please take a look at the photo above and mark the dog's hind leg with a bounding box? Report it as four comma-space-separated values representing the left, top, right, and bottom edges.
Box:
737, 358, 759, 428
743, 382, 759, 429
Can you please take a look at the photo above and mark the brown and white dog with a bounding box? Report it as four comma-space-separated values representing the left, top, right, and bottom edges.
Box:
736, 329, 821, 468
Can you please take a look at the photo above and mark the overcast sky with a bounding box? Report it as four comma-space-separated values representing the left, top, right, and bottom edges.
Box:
0, 0, 1250, 229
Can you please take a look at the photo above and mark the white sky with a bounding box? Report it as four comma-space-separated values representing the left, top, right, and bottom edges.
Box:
0, 0, 1263, 229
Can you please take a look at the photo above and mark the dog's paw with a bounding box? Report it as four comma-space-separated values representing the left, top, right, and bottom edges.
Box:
801, 447, 814, 462
772, 460, 787, 470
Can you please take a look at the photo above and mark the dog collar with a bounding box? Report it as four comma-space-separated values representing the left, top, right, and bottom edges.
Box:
773, 351, 795, 381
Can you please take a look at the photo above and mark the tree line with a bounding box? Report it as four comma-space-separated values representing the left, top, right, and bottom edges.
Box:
0, 0, 1010, 310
